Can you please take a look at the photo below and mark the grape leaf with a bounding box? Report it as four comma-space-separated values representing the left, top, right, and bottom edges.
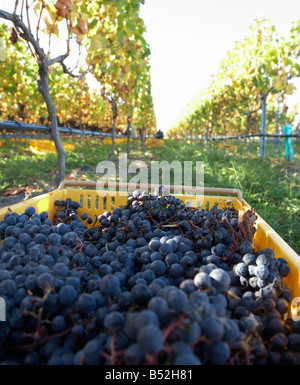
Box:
238, 208, 258, 243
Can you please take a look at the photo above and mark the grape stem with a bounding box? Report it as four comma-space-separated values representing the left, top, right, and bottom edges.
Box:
228, 341, 251, 365
219, 217, 240, 261
73, 236, 84, 253
100, 334, 124, 365
16, 284, 70, 351
222, 217, 247, 243
12, 327, 72, 352
81, 225, 102, 240
145, 353, 159, 365
163, 314, 186, 342
177, 225, 193, 239
92, 215, 98, 227
187, 218, 203, 232
146, 210, 160, 227
21, 284, 53, 341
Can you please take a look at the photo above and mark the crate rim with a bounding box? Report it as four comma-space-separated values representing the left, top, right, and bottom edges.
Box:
57, 181, 244, 204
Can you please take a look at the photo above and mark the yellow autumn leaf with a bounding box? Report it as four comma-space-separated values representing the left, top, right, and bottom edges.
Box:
272, 76, 285, 91
52, 24, 59, 38
43, 17, 53, 34
90, 36, 104, 52
75, 32, 84, 44
33, 2, 41, 15
44, 0, 57, 14
44, 1, 58, 22
43, 6, 57, 25
286, 84, 295, 95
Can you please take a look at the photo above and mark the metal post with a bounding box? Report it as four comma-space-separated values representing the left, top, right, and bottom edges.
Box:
275, 96, 279, 149
264, 96, 267, 156
259, 93, 267, 157
205, 127, 208, 148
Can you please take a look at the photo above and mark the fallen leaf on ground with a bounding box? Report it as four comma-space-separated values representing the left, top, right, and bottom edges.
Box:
65, 169, 79, 180
4, 187, 26, 196
25, 185, 35, 197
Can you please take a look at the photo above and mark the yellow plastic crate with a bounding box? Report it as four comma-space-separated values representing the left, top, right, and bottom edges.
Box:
217, 143, 238, 152
29, 140, 75, 155
145, 138, 164, 148
0, 182, 299, 317
103, 138, 133, 145
11, 138, 26, 143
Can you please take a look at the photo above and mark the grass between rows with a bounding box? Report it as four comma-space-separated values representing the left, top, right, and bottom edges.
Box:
0, 137, 299, 254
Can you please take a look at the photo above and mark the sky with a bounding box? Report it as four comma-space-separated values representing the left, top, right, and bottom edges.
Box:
139, 0, 300, 132
0, 0, 299, 132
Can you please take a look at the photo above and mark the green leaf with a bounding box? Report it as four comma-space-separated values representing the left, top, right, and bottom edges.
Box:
117, 30, 124, 47
89, 18, 98, 30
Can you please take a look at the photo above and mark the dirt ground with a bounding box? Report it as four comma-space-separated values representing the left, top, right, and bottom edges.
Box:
0, 189, 53, 210
0, 192, 27, 209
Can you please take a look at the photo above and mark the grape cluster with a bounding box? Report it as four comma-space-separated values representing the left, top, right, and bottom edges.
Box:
0, 191, 299, 365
